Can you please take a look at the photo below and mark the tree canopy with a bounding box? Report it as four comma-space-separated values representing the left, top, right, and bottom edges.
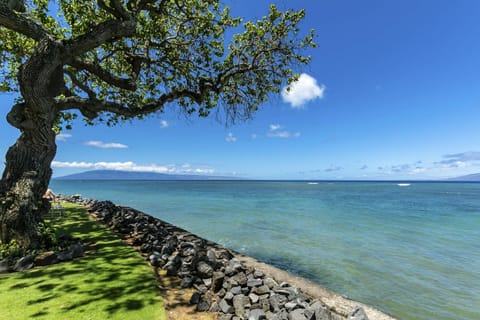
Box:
0, 0, 315, 128
0, 0, 314, 248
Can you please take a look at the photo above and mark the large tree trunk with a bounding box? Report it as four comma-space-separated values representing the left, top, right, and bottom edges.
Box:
0, 105, 57, 248
0, 38, 61, 248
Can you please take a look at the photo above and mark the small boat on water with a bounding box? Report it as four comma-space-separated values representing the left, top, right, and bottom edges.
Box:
397, 183, 411, 187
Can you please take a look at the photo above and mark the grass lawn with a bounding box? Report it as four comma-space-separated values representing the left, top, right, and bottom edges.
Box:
0, 203, 165, 320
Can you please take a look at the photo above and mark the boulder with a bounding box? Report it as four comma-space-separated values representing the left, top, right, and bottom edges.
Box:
231, 271, 248, 286
253, 285, 270, 295
233, 294, 250, 318
348, 307, 369, 320
230, 286, 242, 295
190, 292, 201, 305
249, 293, 260, 304
308, 301, 331, 320
259, 297, 270, 312
34, 251, 59, 267
202, 278, 212, 287
247, 278, 263, 288
225, 258, 244, 276
196, 261, 214, 278
285, 301, 298, 311
148, 252, 163, 267
164, 254, 181, 276
70, 243, 84, 258
211, 271, 225, 292
224, 291, 234, 301
219, 299, 235, 314
180, 277, 194, 288
264, 277, 278, 289
197, 300, 211, 312
206, 249, 218, 265
0, 258, 10, 273
288, 309, 308, 320
13, 255, 34, 272
269, 294, 287, 312
248, 308, 266, 320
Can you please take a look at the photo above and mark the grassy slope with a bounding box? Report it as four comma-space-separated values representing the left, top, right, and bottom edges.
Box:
0, 204, 165, 320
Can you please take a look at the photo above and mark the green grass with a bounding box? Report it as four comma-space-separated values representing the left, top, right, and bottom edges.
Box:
0, 203, 165, 320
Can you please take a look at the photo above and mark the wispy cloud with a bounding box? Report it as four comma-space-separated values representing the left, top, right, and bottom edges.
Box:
52, 161, 214, 175
84, 140, 128, 149
375, 162, 426, 175
325, 166, 343, 172
281, 73, 325, 108
360, 165, 368, 170
160, 120, 169, 128
266, 124, 300, 139
56, 133, 72, 142
436, 151, 480, 168
372, 153, 480, 177
225, 132, 237, 142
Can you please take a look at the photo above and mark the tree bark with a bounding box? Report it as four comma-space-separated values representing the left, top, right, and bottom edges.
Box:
0, 38, 60, 248
0, 108, 57, 248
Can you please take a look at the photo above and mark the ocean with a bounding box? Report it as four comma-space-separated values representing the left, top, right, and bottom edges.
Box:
50, 180, 480, 320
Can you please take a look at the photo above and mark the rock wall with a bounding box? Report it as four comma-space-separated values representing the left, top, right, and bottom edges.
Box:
66, 196, 394, 320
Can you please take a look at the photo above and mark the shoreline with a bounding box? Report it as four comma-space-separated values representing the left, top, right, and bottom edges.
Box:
64, 195, 396, 320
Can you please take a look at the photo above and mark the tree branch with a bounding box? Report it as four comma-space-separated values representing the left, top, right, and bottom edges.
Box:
0, 3, 50, 41
65, 69, 96, 99
97, 0, 122, 19
140, 0, 168, 15
57, 86, 204, 118
64, 19, 135, 56
110, 0, 130, 20
97, 0, 130, 20
68, 57, 136, 91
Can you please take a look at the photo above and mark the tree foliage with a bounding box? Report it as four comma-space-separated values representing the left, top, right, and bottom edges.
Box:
0, 0, 315, 127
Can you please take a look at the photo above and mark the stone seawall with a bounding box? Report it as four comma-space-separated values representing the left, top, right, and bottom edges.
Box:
65, 196, 396, 320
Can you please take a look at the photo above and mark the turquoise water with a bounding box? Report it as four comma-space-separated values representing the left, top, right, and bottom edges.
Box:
51, 180, 480, 320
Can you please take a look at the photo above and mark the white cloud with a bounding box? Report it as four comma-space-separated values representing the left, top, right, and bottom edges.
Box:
193, 168, 215, 174
267, 131, 301, 138
225, 132, 237, 142
267, 124, 300, 139
269, 124, 282, 131
84, 140, 128, 149
437, 161, 470, 169
56, 133, 72, 142
160, 120, 169, 128
325, 166, 343, 172
281, 73, 325, 108
52, 161, 214, 175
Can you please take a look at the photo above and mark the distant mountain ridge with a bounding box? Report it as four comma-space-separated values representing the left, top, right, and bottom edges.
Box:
447, 173, 480, 182
55, 170, 242, 181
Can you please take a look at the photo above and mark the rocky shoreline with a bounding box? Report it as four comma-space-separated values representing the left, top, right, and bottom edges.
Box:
65, 196, 396, 320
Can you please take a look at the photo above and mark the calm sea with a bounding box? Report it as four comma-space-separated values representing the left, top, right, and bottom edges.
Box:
50, 180, 480, 320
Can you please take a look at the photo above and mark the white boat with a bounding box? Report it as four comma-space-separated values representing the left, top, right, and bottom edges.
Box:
397, 183, 411, 187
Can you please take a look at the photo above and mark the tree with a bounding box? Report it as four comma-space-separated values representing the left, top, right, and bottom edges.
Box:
0, 0, 315, 249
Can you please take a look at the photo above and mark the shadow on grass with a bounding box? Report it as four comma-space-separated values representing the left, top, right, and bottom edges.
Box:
3, 205, 163, 320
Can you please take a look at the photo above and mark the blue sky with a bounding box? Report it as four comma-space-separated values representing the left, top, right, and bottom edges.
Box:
1, 0, 480, 180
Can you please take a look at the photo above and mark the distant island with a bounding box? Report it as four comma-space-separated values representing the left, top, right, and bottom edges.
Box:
54, 170, 480, 182
446, 173, 480, 182
55, 170, 243, 181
